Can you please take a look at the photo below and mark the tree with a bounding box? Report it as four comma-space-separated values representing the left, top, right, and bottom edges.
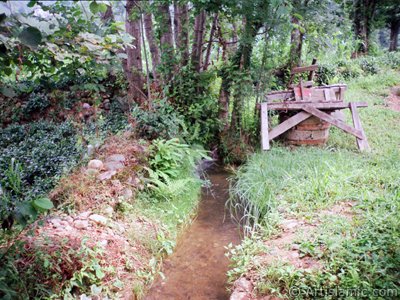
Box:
125, 0, 145, 104
352, 0, 377, 55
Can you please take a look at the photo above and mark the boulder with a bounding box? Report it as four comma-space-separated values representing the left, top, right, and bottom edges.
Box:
89, 214, 108, 226
74, 220, 89, 229
88, 159, 103, 170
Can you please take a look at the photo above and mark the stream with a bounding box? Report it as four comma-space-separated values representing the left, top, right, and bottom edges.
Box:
145, 167, 241, 300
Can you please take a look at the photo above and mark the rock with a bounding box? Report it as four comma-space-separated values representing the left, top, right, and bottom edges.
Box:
88, 159, 103, 170
77, 211, 92, 219
292, 244, 300, 250
104, 161, 124, 171
280, 219, 301, 230
89, 214, 108, 226
97, 170, 117, 181
82, 103, 91, 109
103, 100, 110, 110
123, 188, 133, 200
99, 240, 108, 247
230, 291, 251, 300
49, 218, 62, 228
106, 154, 126, 163
234, 278, 253, 293
65, 216, 74, 223
74, 220, 89, 229
104, 206, 114, 217
87, 144, 95, 156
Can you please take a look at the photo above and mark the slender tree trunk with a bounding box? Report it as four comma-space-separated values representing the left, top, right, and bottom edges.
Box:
144, 13, 160, 82
217, 19, 230, 131
353, 0, 377, 55
179, 3, 190, 66
191, 11, 206, 72
158, 3, 175, 82
125, 0, 145, 104
289, 14, 303, 68
389, 19, 400, 52
203, 13, 218, 71
173, 1, 181, 50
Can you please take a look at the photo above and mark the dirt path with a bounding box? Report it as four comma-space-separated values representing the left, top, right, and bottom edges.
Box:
145, 168, 241, 300
386, 86, 400, 112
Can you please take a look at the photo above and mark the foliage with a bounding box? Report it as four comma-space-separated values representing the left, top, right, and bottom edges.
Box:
145, 138, 209, 201
0, 238, 108, 299
131, 100, 184, 140
168, 68, 221, 146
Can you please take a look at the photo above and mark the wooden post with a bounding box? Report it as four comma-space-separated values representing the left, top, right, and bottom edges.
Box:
261, 103, 270, 150
350, 102, 370, 151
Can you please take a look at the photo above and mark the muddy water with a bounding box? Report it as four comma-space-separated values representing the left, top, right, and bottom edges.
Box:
145, 168, 241, 300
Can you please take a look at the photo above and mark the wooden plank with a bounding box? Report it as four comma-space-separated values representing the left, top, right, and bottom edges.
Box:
308, 58, 317, 81
350, 102, 370, 151
267, 101, 368, 111
291, 65, 318, 74
260, 103, 270, 150
266, 91, 294, 101
269, 111, 311, 140
289, 81, 313, 89
302, 105, 364, 139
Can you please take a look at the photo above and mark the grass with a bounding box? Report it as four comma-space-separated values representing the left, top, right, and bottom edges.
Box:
227, 70, 400, 298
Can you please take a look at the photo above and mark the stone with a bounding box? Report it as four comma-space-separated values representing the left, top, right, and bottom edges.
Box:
123, 188, 133, 200
77, 211, 92, 219
97, 170, 117, 181
104, 206, 114, 217
87, 144, 95, 156
106, 154, 126, 163
74, 220, 89, 229
99, 240, 108, 247
89, 214, 108, 226
82, 103, 91, 109
85, 168, 99, 176
88, 159, 103, 170
230, 291, 251, 300
234, 278, 253, 292
104, 161, 124, 171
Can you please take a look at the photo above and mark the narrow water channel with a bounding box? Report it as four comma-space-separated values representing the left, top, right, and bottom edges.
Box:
145, 168, 241, 300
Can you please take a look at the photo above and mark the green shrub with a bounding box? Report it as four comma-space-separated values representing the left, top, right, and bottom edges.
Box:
358, 56, 380, 75
22, 92, 50, 115
131, 100, 184, 140
0, 121, 80, 201
316, 63, 338, 85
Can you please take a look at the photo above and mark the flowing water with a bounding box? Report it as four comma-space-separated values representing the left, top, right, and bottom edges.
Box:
145, 168, 241, 300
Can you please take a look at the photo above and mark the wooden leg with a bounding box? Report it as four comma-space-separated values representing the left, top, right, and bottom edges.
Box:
268, 111, 311, 141
302, 105, 364, 139
350, 102, 370, 151
260, 103, 270, 150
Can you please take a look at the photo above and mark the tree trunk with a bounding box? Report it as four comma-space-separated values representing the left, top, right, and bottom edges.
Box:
229, 19, 262, 133
203, 13, 218, 71
158, 3, 175, 82
173, 1, 181, 50
191, 11, 206, 72
353, 0, 377, 55
144, 13, 160, 82
289, 14, 303, 69
179, 3, 190, 66
389, 19, 400, 52
125, 0, 144, 104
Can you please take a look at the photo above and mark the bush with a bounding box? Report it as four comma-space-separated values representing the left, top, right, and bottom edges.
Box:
316, 63, 338, 85
131, 100, 184, 140
358, 56, 380, 75
0, 121, 81, 201
22, 92, 50, 115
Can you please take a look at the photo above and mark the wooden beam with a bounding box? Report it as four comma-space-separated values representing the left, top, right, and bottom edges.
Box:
267, 101, 368, 111
302, 105, 364, 139
260, 103, 270, 150
269, 111, 311, 141
350, 102, 370, 151
291, 65, 318, 74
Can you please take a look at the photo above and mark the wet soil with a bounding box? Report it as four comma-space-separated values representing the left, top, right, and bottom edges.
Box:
145, 168, 241, 300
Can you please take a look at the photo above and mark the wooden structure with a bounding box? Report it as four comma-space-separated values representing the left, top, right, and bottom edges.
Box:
261, 63, 370, 151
